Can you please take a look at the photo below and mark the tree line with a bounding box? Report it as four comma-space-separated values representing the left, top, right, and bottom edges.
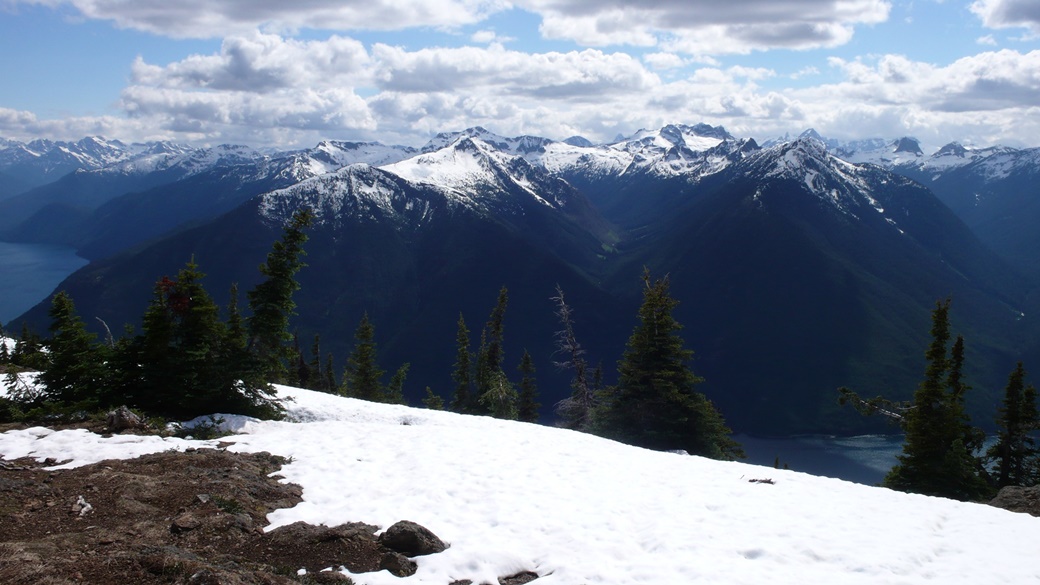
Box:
1, 209, 314, 420
0, 211, 743, 460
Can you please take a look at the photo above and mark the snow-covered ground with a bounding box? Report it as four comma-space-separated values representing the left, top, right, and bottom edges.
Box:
1, 383, 1037, 584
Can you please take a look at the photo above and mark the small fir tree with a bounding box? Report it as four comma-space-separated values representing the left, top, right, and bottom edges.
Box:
308, 334, 323, 390
451, 313, 474, 412
422, 387, 445, 410
517, 349, 541, 423
323, 353, 337, 393
480, 369, 518, 420
842, 300, 990, 500
385, 363, 410, 405
342, 313, 385, 401
884, 300, 990, 500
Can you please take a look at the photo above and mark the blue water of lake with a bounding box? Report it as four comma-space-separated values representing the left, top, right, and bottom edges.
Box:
736, 434, 905, 485
0, 240, 88, 325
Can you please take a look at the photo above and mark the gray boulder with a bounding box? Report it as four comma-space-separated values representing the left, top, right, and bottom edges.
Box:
378, 520, 449, 557
989, 486, 1040, 517
106, 405, 144, 432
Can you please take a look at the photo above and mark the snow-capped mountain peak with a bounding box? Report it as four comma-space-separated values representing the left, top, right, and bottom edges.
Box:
743, 137, 903, 225
382, 135, 565, 209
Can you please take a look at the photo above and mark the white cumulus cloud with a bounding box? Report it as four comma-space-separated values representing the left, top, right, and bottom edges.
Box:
972, 0, 1040, 34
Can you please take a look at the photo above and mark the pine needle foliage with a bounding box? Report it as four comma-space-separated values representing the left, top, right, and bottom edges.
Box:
592, 270, 742, 460
842, 299, 990, 500
246, 208, 313, 384
987, 362, 1040, 488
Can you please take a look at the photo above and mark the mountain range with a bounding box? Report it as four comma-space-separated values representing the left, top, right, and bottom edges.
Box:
2, 125, 1037, 435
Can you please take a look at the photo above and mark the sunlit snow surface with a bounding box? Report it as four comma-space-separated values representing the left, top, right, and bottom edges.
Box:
1, 384, 1038, 584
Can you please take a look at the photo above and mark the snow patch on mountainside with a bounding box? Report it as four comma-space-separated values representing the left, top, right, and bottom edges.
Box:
259, 164, 409, 224
755, 138, 896, 223
382, 136, 561, 209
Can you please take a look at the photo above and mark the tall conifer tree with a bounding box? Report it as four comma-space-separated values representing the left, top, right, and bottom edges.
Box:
451, 313, 474, 412
882, 300, 990, 500
247, 208, 313, 384
592, 270, 742, 459
475, 287, 509, 415
988, 362, 1039, 487
39, 291, 108, 407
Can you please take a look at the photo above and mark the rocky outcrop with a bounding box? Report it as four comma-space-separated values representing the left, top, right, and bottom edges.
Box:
989, 486, 1040, 517
105, 405, 145, 431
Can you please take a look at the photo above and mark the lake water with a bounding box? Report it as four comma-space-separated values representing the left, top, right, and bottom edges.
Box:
737, 434, 905, 485
0, 240, 88, 325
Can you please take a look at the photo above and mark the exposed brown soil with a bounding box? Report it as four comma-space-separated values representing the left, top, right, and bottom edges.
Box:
0, 447, 367, 584
0, 441, 543, 585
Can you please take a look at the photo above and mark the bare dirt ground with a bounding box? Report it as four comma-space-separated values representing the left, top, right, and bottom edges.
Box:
0, 444, 374, 584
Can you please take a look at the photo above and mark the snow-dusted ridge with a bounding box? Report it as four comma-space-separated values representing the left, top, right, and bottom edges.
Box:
0, 383, 1037, 585
741, 137, 911, 228
259, 163, 441, 226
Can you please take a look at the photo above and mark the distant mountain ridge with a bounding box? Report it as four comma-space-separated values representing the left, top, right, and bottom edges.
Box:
4, 125, 1039, 435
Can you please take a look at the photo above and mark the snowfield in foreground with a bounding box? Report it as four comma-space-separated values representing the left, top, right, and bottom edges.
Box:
0, 384, 1037, 584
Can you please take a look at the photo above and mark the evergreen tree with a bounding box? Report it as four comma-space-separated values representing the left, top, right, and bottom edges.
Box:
517, 349, 541, 423
422, 387, 444, 410
451, 313, 474, 412
386, 363, 410, 404
287, 333, 309, 387
987, 362, 1039, 488
218, 282, 254, 401
246, 208, 313, 384
133, 260, 234, 417
12, 323, 47, 371
323, 353, 337, 393
308, 334, 323, 390
38, 291, 109, 408
342, 313, 385, 401
474, 287, 509, 415
550, 285, 593, 429
480, 369, 518, 420
880, 300, 990, 500
134, 277, 180, 414
592, 270, 742, 459
0, 322, 10, 363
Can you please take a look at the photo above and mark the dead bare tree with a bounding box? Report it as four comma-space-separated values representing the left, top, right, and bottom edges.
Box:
551, 284, 594, 430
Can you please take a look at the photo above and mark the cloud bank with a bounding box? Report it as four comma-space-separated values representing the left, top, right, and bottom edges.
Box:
2, 0, 1038, 148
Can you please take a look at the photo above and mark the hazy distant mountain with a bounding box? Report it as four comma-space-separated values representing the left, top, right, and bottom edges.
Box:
0, 140, 417, 259
0, 136, 141, 200
779, 130, 1040, 283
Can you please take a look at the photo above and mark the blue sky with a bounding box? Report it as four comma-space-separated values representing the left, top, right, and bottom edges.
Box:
1, 0, 1038, 150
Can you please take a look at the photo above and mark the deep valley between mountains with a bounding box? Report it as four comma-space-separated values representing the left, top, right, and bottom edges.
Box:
2, 125, 1038, 436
